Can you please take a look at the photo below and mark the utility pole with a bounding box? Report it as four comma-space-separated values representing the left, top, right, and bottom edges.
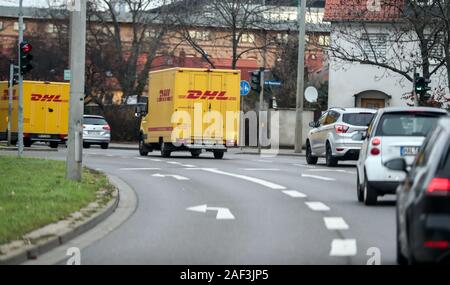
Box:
66, 0, 87, 181
294, 0, 306, 153
258, 67, 265, 154
413, 67, 419, 107
17, 0, 24, 157
7, 62, 14, 146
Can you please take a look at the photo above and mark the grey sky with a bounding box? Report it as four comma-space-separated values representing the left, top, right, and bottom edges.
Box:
0, 0, 58, 7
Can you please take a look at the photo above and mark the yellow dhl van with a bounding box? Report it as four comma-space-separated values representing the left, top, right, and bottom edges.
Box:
136, 68, 241, 159
0, 81, 70, 148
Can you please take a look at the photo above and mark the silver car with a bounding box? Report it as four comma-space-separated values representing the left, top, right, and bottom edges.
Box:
306, 107, 377, 166
83, 115, 111, 149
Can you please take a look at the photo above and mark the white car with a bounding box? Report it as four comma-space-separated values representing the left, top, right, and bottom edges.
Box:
82, 115, 111, 149
354, 107, 448, 205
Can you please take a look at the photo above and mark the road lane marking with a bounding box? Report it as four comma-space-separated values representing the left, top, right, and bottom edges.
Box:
293, 164, 316, 168
305, 202, 330, 211
254, 160, 273, 163
135, 157, 148, 160
120, 168, 160, 171
167, 161, 182, 165
187, 204, 235, 220
150, 159, 162, 162
307, 169, 356, 175
243, 168, 280, 171
330, 239, 357, 256
282, 190, 307, 198
323, 217, 349, 230
183, 164, 196, 168
301, 174, 336, 181
152, 173, 190, 180
195, 168, 286, 190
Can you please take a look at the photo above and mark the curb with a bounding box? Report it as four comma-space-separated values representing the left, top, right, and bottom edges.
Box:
0, 174, 120, 265
0, 147, 58, 152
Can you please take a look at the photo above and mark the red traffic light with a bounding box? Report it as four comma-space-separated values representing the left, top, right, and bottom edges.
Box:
21, 42, 32, 53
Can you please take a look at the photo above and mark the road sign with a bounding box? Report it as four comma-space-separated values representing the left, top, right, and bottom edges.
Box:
240, 80, 251, 96
64, 69, 71, 81
305, 86, 318, 103
264, 80, 282, 86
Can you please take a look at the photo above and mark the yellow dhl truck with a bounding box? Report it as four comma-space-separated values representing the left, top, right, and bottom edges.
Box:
136, 68, 241, 159
0, 81, 70, 148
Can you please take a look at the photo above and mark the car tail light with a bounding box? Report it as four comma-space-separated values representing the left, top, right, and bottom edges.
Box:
423, 241, 449, 249
103, 125, 111, 131
370, 148, 380, 155
371, 138, 381, 146
370, 137, 381, 156
59, 134, 66, 140
335, 124, 349, 134
426, 178, 450, 196
23, 133, 29, 138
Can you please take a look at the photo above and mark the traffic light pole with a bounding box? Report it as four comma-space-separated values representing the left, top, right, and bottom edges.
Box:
258, 68, 265, 154
66, 0, 87, 181
294, 0, 306, 153
17, 0, 24, 157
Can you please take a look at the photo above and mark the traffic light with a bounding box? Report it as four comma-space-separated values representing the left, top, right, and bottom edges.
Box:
414, 74, 431, 100
19, 41, 33, 75
250, 70, 261, 93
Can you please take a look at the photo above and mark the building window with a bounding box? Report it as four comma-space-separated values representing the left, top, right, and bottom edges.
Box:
47, 23, 57, 33
145, 29, 157, 39
14, 22, 26, 31
188, 30, 210, 41
276, 33, 288, 43
240, 33, 255, 44
361, 33, 387, 60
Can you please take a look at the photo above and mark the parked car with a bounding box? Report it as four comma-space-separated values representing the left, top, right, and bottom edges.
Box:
354, 107, 448, 206
306, 107, 377, 166
82, 115, 111, 149
385, 117, 450, 264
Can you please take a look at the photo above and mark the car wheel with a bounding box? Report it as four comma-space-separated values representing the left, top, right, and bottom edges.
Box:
357, 173, 364, 202
83, 142, 90, 149
306, 141, 318, 165
325, 143, 338, 167
161, 142, 171, 158
49, 141, 58, 149
101, 143, 109, 150
139, 137, 149, 156
190, 150, 201, 158
396, 212, 408, 265
24, 139, 32, 148
213, 150, 224, 159
363, 172, 378, 206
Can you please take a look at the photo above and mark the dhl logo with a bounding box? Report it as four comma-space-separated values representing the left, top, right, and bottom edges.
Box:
1, 90, 17, 101
31, 94, 68, 103
179, 90, 236, 101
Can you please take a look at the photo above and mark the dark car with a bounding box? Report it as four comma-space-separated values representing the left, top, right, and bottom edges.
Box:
385, 117, 450, 264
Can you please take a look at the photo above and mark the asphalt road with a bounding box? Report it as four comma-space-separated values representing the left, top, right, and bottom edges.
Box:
7, 147, 397, 265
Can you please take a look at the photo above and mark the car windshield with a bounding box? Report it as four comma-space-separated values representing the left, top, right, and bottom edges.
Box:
376, 112, 443, 137
83, 117, 106, 125
343, 113, 375, 126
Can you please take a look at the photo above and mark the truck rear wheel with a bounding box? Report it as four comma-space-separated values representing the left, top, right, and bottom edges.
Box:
190, 150, 201, 158
50, 141, 58, 149
161, 143, 171, 158
24, 139, 32, 148
139, 138, 149, 156
213, 150, 224, 159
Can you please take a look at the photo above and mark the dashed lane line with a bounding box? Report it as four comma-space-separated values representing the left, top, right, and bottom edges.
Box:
330, 239, 357, 256
305, 202, 330, 211
301, 174, 336, 181
323, 217, 349, 230
282, 190, 307, 198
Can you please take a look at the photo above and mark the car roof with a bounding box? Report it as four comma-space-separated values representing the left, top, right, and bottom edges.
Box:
377, 106, 448, 114
329, 107, 377, 113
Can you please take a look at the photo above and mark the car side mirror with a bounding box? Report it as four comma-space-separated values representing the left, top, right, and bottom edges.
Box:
309, 121, 317, 128
352, 132, 366, 141
135, 98, 148, 118
384, 158, 408, 173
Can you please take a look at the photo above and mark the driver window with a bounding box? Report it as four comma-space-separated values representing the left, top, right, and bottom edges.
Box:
318, 112, 328, 127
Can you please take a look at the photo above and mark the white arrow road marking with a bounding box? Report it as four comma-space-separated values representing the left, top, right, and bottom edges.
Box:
305, 202, 330, 211
152, 173, 190, 180
243, 168, 280, 171
282, 190, 307, 198
120, 168, 160, 171
301, 174, 336, 181
323, 217, 349, 230
187, 204, 235, 220
330, 239, 357, 256
196, 168, 286, 190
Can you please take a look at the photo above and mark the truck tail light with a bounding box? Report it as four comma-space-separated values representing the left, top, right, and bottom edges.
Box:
426, 178, 450, 196
423, 241, 449, 249
335, 124, 349, 134
103, 125, 111, 131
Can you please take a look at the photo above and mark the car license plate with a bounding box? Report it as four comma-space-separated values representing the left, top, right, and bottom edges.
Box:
88, 131, 100, 135
38, 134, 51, 138
400, 146, 419, 156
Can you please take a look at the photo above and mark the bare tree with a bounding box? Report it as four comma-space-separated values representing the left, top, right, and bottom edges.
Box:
326, 0, 448, 106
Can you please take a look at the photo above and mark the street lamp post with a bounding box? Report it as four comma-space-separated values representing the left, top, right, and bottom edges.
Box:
294, 0, 306, 153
